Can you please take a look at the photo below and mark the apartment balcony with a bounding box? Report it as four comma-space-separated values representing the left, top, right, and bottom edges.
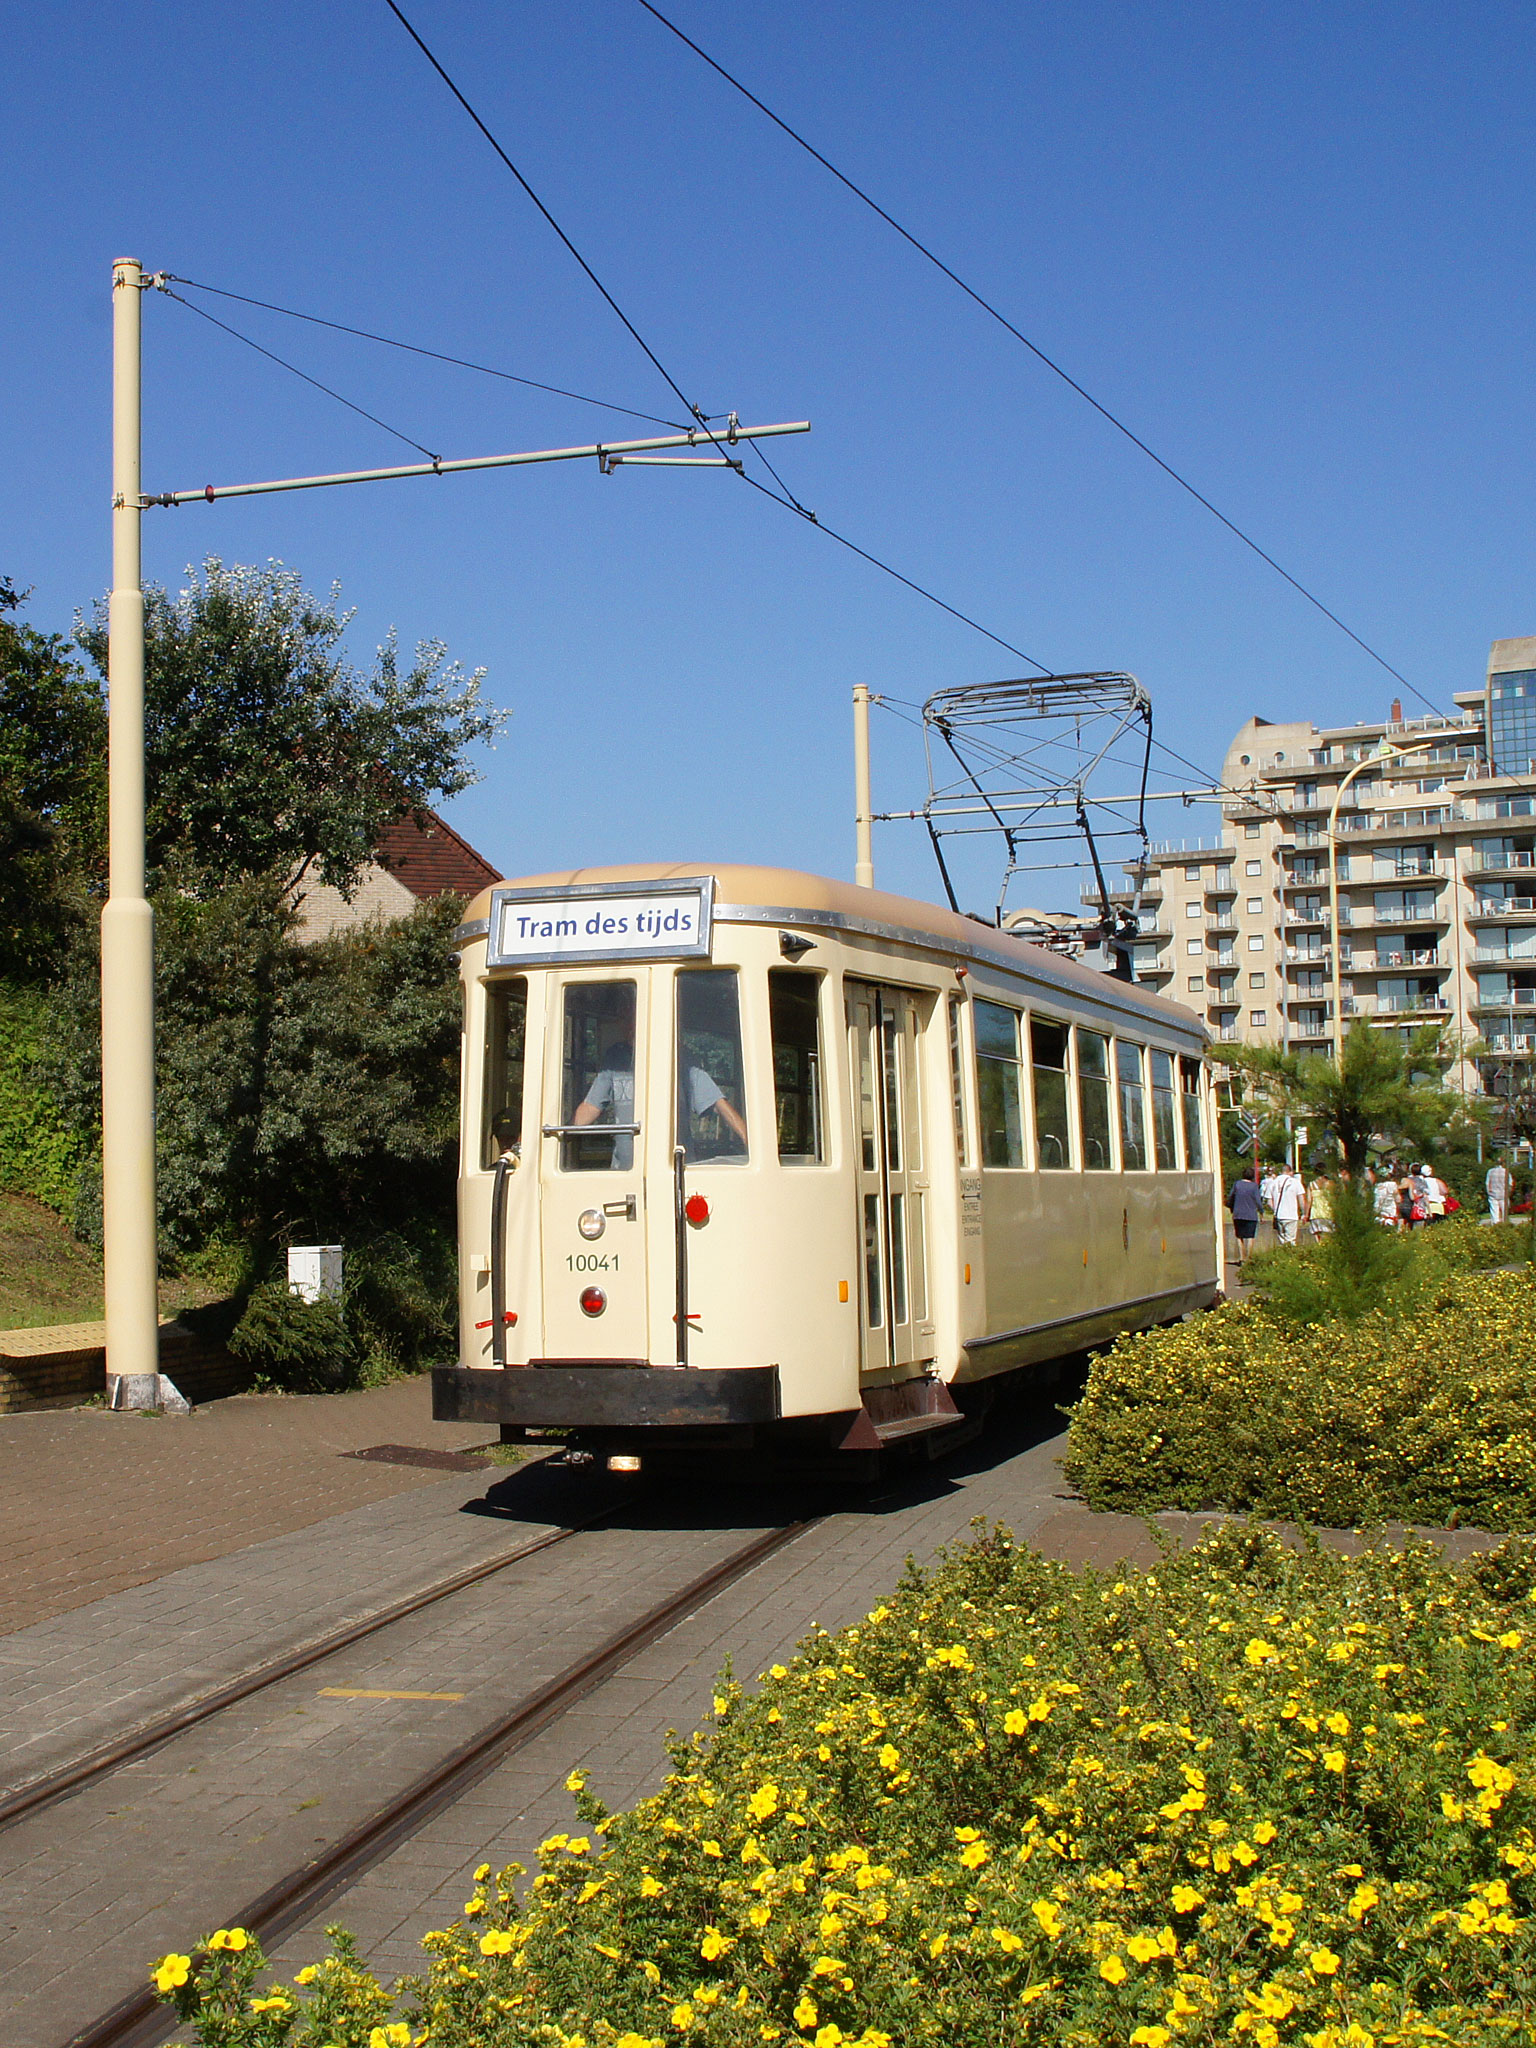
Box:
1209, 1023, 1241, 1042
1205, 909, 1239, 933
1467, 898, 1536, 924
1282, 905, 1331, 929
1482, 1035, 1536, 1056
1345, 949, 1444, 971
1471, 946, 1536, 966
1368, 904, 1451, 928
1342, 993, 1453, 1017
1470, 851, 1536, 876
1283, 947, 1332, 967
1471, 988, 1536, 1012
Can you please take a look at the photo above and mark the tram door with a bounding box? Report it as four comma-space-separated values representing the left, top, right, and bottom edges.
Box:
847, 984, 934, 1378
536, 974, 651, 1361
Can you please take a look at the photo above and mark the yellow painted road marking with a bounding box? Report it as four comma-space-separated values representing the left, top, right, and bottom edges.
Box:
319, 1687, 466, 1701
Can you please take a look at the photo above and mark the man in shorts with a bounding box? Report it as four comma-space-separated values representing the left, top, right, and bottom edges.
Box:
1227, 1168, 1263, 1266
1270, 1164, 1306, 1246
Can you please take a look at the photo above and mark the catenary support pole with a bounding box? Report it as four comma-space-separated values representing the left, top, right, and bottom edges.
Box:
102, 258, 160, 1408
853, 685, 874, 888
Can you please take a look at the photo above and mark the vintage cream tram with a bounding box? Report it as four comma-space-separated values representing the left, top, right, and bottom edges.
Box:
432, 864, 1221, 1464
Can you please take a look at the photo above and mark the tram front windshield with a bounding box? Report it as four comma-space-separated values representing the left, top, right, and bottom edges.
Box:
562, 981, 638, 1171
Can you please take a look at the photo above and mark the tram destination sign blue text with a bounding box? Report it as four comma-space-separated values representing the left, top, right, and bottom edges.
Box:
486, 877, 715, 968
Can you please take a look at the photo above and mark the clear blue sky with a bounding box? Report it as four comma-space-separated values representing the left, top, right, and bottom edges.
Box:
5, 2, 1533, 911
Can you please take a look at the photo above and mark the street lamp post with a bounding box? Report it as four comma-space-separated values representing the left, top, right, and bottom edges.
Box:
1325, 733, 1442, 1058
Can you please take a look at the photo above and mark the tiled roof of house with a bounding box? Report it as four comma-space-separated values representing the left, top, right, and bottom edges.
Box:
374, 809, 501, 899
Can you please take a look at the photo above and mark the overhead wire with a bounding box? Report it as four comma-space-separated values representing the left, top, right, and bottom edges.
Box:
632, 0, 1445, 719
161, 276, 693, 431
159, 286, 442, 460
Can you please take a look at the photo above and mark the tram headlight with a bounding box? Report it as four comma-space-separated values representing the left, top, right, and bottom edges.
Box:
579, 1285, 607, 1317
577, 1208, 606, 1241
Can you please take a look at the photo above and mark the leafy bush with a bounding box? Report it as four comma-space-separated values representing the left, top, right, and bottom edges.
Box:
153, 1522, 1535, 2046
1247, 1201, 1531, 1330
0, 983, 85, 1211
1066, 1269, 1536, 1530
227, 1280, 359, 1394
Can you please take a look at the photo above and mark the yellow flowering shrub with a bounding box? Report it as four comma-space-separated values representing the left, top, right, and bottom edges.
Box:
1066, 1269, 1536, 1530
155, 1522, 1536, 2045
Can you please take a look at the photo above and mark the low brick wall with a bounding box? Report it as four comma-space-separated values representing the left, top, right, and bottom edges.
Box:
0, 1317, 251, 1413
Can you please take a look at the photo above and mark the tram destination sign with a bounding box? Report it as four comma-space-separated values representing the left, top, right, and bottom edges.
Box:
486, 876, 715, 968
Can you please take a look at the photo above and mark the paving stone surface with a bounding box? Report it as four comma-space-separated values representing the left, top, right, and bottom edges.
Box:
0, 1377, 505, 1635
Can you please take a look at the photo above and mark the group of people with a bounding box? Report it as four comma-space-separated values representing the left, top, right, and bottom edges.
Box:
1226, 1156, 1519, 1261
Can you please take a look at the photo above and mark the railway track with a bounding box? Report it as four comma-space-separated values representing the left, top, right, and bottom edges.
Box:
58, 1511, 818, 2048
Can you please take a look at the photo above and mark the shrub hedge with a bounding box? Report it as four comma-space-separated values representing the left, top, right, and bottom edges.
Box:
155, 1522, 1534, 2046
1065, 1268, 1536, 1532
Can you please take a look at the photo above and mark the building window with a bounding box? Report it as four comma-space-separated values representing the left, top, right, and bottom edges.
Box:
1247, 935, 1265, 952
1184, 864, 1201, 880
1249, 972, 1266, 989
1246, 897, 1263, 913
1187, 938, 1203, 955
1245, 824, 1260, 839
1250, 1009, 1267, 1028
1187, 974, 1204, 991
1246, 859, 1262, 875
1185, 901, 1201, 918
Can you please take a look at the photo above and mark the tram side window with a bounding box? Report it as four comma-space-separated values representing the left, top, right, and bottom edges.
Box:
1150, 1050, 1181, 1170
1031, 1016, 1074, 1169
677, 969, 749, 1163
1076, 1029, 1113, 1169
481, 977, 527, 1168
947, 997, 972, 1166
1116, 1040, 1149, 1171
974, 1000, 1024, 1167
769, 970, 822, 1162
1180, 1056, 1206, 1170
561, 981, 638, 1172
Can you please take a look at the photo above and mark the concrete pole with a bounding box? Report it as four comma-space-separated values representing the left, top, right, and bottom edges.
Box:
102, 258, 160, 1408
853, 684, 875, 888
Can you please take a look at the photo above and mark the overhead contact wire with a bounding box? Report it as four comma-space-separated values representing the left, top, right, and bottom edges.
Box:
162, 275, 691, 431
633, 0, 1444, 718
160, 288, 441, 461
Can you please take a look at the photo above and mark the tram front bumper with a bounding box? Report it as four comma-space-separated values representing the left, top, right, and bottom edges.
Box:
432, 1362, 782, 1430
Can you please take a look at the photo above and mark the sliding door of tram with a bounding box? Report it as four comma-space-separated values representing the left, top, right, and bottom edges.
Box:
537, 975, 651, 1360
848, 983, 934, 1379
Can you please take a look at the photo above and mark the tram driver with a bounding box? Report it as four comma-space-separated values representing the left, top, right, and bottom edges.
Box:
573, 1039, 748, 1170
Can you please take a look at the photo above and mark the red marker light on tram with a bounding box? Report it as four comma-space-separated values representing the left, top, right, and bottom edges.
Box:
684, 1194, 710, 1227
579, 1286, 607, 1317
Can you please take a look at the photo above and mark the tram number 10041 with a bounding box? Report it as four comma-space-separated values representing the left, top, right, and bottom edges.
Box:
567, 1253, 620, 1273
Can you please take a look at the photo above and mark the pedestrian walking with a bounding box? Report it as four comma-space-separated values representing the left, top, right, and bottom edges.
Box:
1227, 1168, 1263, 1266
1424, 1165, 1448, 1224
1374, 1174, 1401, 1228
1270, 1164, 1306, 1246
1488, 1159, 1511, 1225
1309, 1174, 1334, 1237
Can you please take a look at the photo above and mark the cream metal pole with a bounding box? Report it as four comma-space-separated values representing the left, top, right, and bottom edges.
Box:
853, 685, 874, 888
102, 258, 160, 1408
1326, 733, 1441, 1056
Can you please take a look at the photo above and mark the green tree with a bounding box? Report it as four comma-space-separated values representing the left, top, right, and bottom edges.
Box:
0, 578, 106, 979
75, 557, 506, 897
1225, 1019, 1470, 1174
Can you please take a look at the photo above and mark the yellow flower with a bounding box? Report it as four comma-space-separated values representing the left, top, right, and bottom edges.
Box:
616, 2036, 657, 2048
368, 2030, 411, 2048
464, 1897, 485, 1915
929, 1932, 948, 1957
1031, 1899, 1063, 1940
1003, 1709, 1028, 1735
672, 2004, 694, 2030
878, 1743, 900, 1769
1325, 1712, 1351, 1737
294, 1967, 318, 1986
1100, 1954, 1128, 1985
1498, 1630, 1523, 1649
703, 1840, 723, 1859
565, 1768, 588, 1792
794, 1994, 819, 2029
1252, 1820, 1278, 1845
811, 1955, 842, 1977
567, 1836, 591, 1855
474, 1863, 491, 1881
1309, 1948, 1341, 1975
250, 1997, 291, 2014
151, 1954, 192, 1994
770, 1664, 789, 1679
991, 1926, 1023, 1952
1321, 1750, 1347, 1774
1347, 1883, 1379, 1920
641, 1875, 663, 1898
1171, 1885, 1204, 1914
959, 1840, 989, 1869
1019, 1984, 1050, 2005
207, 1929, 249, 1953
1245, 1639, 1279, 1664
1124, 1933, 1159, 1964
479, 1929, 515, 1956
1442, 1792, 1466, 1821
1248, 1981, 1295, 2019
814, 2029, 844, 2048
1131, 2030, 1172, 2047
700, 1928, 732, 1961
748, 1783, 780, 1822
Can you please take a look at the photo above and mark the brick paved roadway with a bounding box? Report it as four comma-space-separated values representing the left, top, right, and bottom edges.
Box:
0, 1377, 504, 1635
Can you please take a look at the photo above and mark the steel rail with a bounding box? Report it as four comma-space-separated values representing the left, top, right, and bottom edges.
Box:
64, 1514, 814, 2048
0, 1491, 627, 1836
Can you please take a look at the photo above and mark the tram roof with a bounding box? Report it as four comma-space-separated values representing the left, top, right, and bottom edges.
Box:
460, 862, 1204, 1043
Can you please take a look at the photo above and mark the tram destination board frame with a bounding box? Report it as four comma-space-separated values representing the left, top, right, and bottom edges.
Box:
486, 875, 715, 969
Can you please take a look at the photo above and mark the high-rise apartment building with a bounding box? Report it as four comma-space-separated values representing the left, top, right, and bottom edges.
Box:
1105, 638, 1536, 1099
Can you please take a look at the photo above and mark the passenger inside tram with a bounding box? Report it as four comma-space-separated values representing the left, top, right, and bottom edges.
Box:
572, 1034, 748, 1168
